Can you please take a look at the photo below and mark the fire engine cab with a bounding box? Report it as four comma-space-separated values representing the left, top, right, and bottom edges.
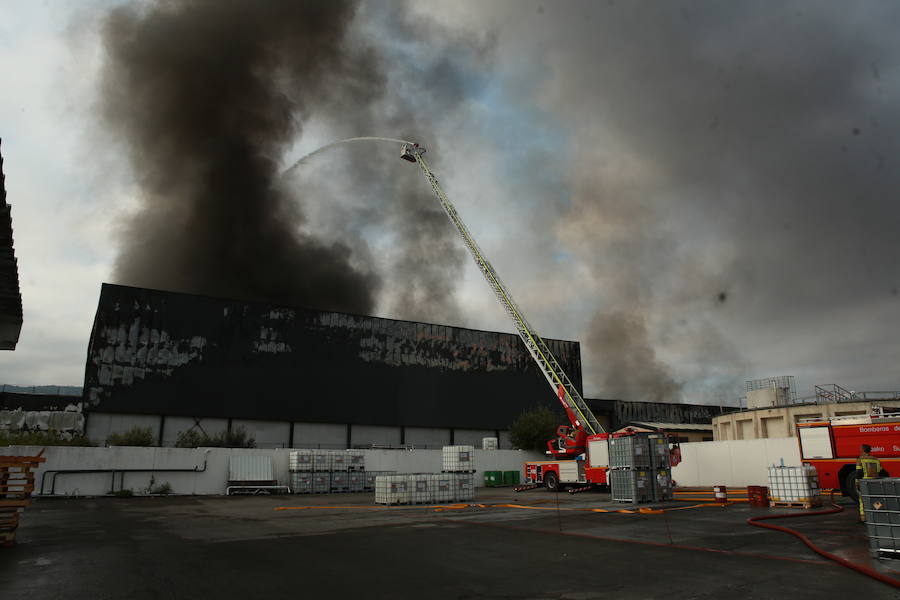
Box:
797, 407, 900, 501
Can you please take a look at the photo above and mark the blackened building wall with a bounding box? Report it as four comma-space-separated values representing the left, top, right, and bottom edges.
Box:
84, 284, 582, 435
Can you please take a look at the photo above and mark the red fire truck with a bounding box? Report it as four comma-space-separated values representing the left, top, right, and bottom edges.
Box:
797, 407, 900, 501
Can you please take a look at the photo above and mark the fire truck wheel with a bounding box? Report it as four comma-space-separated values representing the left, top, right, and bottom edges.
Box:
844, 471, 859, 503
545, 472, 559, 492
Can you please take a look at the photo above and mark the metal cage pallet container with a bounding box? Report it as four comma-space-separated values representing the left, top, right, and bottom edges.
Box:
364, 471, 396, 492
452, 473, 475, 502
330, 450, 349, 472
648, 434, 670, 469
312, 450, 332, 472
347, 450, 365, 471
288, 450, 313, 472
609, 435, 651, 469
290, 472, 313, 494
348, 471, 365, 493
408, 474, 433, 504
442, 445, 475, 472
430, 474, 454, 503
653, 468, 673, 501
767, 465, 820, 505
861, 478, 900, 559
330, 471, 349, 493
375, 475, 410, 505
311, 472, 331, 494
610, 469, 654, 504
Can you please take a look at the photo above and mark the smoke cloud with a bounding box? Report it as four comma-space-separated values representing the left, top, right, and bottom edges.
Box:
101, 1, 385, 314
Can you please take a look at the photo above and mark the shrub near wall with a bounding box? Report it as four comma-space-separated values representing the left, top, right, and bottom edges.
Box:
106, 426, 156, 447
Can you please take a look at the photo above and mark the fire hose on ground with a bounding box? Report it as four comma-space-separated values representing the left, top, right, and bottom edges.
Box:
746, 492, 900, 590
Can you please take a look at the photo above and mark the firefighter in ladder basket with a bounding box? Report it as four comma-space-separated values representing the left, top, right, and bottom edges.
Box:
856, 444, 887, 523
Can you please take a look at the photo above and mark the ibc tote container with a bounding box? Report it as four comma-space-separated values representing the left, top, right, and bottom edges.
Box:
482, 437, 499, 450
331, 471, 349, 493
767, 465, 819, 502
288, 450, 313, 472
653, 468, 673, 501
312, 450, 332, 472
408, 474, 433, 504
347, 450, 365, 471
861, 478, 900, 558
609, 435, 651, 469
648, 435, 670, 468
452, 473, 475, 502
442, 445, 476, 472
330, 450, 349, 472
290, 472, 313, 494
375, 475, 409, 505
311, 472, 331, 494
348, 471, 365, 493
430, 475, 454, 503
610, 469, 653, 504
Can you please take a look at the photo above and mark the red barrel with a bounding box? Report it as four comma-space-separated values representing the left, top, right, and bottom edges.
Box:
713, 485, 728, 504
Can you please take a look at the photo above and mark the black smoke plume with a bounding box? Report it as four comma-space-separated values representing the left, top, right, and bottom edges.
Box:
101, 0, 381, 313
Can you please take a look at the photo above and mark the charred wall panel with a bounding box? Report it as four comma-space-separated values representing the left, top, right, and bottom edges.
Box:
84, 284, 582, 430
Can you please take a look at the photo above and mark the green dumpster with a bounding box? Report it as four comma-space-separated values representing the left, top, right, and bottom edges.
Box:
502, 470, 520, 486
484, 471, 503, 487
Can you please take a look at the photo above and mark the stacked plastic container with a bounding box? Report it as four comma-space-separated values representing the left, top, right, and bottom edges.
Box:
648, 434, 673, 501
767, 465, 820, 504
609, 434, 652, 504
482, 437, 499, 450
288, 449, 373, 494
608, 433, 672, 504
374, 473, 475, 505
860, 478, 900, 559
442, 445, 475, 473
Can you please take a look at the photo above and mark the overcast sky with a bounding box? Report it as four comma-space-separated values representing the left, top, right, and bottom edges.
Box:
0, 1, 898, 405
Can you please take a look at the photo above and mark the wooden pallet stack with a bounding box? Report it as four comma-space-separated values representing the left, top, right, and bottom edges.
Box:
0, 449, 45, 547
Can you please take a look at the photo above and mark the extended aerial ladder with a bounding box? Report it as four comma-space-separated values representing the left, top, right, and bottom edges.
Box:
401, 143, 603, 457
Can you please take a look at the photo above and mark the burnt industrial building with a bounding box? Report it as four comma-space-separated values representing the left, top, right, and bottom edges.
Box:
83, 284, 584, 448
0, 139, 23, 350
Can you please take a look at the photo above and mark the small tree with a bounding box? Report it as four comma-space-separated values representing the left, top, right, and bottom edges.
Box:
107, 426, 156, 447
509, 405, 560, 452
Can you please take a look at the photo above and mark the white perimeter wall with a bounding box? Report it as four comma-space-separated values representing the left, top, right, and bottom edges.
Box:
1, 445, 544, 496
671, 438, 802, 487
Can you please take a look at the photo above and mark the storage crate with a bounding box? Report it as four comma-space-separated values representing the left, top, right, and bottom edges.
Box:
652, 468, 673, 501
648, 435, 670, 469
312, 450, 332, 472
482, 437, 498, 450
364, 470, 395, 492
311, 472, 331, 494
375, 475, 409, 505
452, 473, 475, 502
484, 471, 503, 487
430, 475, 454, 503
408, 474, 433, 504
290, 472, 313, 494
610, 469, 653, 504
330, 471, 349, 493
442, 446, 475, 472
609, 435, 651, 469
330, 450, 349, 472
348, 471, 365, 493
861, 478, 900, 559
767, 465, 819, 502
502, 470, 521, 486
288, 450, 313, 472
347, 450, 365, 471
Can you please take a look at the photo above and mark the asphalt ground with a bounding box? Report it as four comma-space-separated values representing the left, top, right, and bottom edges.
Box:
2, 489, 899, 599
